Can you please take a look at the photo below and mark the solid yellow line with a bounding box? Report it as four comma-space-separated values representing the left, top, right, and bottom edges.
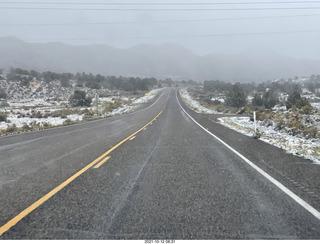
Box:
93, 156, 111, 169
0, 159, 97, 236
0, 108, 164, 237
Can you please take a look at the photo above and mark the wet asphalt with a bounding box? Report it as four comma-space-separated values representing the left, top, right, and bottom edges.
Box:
1, 88, 320, 239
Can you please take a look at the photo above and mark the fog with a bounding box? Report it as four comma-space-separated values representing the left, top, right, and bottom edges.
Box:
0, 0, 320, 81
1, 0, 320, 58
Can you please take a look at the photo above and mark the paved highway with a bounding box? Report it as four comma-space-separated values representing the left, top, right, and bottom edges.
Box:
1, 88, 320, 239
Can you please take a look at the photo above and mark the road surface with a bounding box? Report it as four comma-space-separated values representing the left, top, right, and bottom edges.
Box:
1, 88, 320, 239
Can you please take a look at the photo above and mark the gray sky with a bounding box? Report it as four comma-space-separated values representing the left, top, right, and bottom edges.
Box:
1, 0, 320, 60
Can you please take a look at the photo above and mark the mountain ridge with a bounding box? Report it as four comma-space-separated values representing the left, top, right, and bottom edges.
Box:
0, 37, 319, 82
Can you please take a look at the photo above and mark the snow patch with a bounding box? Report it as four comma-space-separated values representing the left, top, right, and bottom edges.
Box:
211, 97, 225, 103
107, 88, 162, 116
218, 116, 320, 165
180, 89, 222, 114
311, 103, 320, 109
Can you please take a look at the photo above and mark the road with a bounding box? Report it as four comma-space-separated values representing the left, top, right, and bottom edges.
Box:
1, 88, 320, 239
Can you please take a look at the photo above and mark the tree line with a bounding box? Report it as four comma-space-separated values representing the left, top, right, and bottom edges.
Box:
203, 77, 319, 109
204, 76, 320, 96
4, 68, 162, 92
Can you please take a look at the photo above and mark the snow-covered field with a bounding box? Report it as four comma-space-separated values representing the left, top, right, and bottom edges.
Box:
180, 88, 320, 165
0, 88, 162, 132
0, 114, 83, 129
0, 101, 84, 130
180, 89, 222, 114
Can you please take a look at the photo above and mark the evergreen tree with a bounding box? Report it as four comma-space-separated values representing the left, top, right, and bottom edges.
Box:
286, 92, 310, 109
252, 94, 263, 106
263, 90, 278, 109
69, 90, 92, 107
226, 84, 247, 108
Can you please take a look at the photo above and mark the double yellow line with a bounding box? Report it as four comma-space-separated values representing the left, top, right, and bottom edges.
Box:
0, 109, 164, 237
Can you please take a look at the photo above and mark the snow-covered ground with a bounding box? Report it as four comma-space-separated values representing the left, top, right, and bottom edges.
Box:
0, 88, 162, 132
180, 88, 320, 165
107, 88, 162, 116
272, 105, 287, 112
0, 114, 83, 129
311, 103, 320, 109
0, 102, 85, 130
8, 99, 54, 107
218, 116, 320, 165
180, 89, 222, 114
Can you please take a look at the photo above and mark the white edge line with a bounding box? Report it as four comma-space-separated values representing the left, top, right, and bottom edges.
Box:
176, 90, 320, 221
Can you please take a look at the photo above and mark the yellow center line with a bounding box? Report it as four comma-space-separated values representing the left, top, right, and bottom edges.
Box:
90, 109, 162, 167
0, 159, 97, 236
0, 107, 165, 237
129, 136, 136, 141
93, 156, 111, 169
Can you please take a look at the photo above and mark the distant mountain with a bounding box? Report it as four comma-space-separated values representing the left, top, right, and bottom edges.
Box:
0, 36, 319, 82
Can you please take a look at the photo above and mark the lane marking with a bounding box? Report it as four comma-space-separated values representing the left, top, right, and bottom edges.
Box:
0, 108, 164, 237
176, 90, 320, 221
129, 136, 136, 141
89, 109, 163, 168
0, 159, 98, 236
93, 156, 111, 169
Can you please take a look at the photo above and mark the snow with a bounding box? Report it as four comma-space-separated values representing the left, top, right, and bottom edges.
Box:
179, 88, 320, 165
180, 89, 222, 114
211, 97, 225, 103
132, 89, 162, 105
272, 105, 287, 111
107, 88, 162, 116
108, 104, 132, 116
218, 116, 320, 165
8, 99, 54, 107
0, 88, 163, 132
0, 113, 84, 129
247, 95, 254, 103
311, 103, 320, 109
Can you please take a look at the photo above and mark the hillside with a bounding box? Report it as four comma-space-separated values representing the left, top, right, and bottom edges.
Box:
1, 37, 320, 82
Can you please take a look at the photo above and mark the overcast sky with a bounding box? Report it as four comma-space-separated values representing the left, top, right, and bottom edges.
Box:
1, 0, 320, 60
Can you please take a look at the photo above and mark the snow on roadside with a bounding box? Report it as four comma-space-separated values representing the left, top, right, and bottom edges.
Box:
178, 88, 319, 164
218, 116, 320, 165
108, 104, 132, 116
0, 98, 83, 130
107, 88, 162, 116
0, 113, 83, 129
0, 88, 162, 132
132, 89, 162, 105
180, 89, 222, 114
